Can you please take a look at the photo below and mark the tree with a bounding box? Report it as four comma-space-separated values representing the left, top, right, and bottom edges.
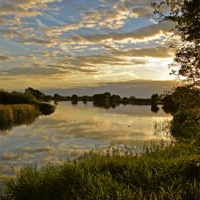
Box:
25, 87, 45, 100
103, 92, 111, 100
71, 94, 78, 101
110, 95, 121, 102
153, 0, 200, 87
93, 93, 111, 102
162, 94, 177, 114
151, 94, 159, 105
54, 93, 61, 100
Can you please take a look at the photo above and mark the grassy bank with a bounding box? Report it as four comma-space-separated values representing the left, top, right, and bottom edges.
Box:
0, 103, 56, 131
1, 140, 199, 200
0, 90, 56, 131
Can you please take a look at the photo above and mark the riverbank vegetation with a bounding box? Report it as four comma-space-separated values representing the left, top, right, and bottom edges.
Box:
0, 90, 56, 131
0, 104, 41, 131
0, 139, 199, 200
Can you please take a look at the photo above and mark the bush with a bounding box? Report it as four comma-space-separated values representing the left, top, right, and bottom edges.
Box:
0, 90, 37, 104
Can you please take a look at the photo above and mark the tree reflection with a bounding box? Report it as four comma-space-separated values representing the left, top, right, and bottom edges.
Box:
151, 104, 160, 113
93, 101, 120, 109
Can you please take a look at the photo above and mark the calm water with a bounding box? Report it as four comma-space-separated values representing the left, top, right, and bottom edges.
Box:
0, 101, 172, 175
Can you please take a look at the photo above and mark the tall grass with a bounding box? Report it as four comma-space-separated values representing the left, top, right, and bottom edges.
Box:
0, 104, 41, 131
1, 140, 199, 200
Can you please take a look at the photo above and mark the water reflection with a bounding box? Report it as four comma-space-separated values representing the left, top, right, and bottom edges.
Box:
151, 104, 160, 113
0, 102, 172, 175
0, 115, 39, 133
93, 101, 120, 109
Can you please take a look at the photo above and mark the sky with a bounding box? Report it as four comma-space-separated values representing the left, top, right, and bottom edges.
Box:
0, 0, 179, 97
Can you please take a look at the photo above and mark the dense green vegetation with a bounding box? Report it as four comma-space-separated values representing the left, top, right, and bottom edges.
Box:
0, 90, 56, 131
161, 87, 200, 140
0, 140, 199, 200
0, 104, 41, 131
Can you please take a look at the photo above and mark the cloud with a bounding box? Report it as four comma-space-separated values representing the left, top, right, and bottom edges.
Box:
21, 146, 56, 153
100, 0, 155, 19
0, 4, 40, 18
0, 0, 177, 92
60, 21, 173, 48
0, 0, 62, 19
1, 152, 19, 160
0, 55, 15, 61
58, 52, 147, 69
0, 44, 171, 80
0, 17, 6, 25
0, 28, 32, 39
0, 65, 66, 76
42, 0, 155, 37
21, 38, 57, 47
44, 80, 177, 97
111, 46, 173, 58
96, 4, 131, 29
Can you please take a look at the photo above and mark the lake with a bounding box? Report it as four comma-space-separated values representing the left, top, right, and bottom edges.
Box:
0, 101, 172, 176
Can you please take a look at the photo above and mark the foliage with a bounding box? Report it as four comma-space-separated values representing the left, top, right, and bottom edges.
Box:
93, 92, 111, 102
25, 87, 45, 101
153, 0, 200, 87
110, 94, 121, 102
1, 141, 199, 200
0, 90, 37, 104
170, 108, 200, 139
151, 94, 159, 105
69, 94, 79, 105
161, 86, 200, 139
171, 86, 200, 110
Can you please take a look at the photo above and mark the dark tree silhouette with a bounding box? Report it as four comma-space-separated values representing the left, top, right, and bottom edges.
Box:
151, 94, 159, 105
25, 87, 45, 100
153, 0, 200, 87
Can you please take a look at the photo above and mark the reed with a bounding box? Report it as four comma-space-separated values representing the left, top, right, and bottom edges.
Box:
1, 140, 199, 200
0, 104, 41, 131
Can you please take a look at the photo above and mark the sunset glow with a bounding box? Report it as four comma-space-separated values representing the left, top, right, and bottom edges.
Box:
0, 0, 178, 96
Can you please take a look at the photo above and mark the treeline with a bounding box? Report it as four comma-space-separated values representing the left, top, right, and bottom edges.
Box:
53, 92, 152, 105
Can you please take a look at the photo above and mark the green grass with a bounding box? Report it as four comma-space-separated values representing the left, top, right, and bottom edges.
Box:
1, 140, 199, 200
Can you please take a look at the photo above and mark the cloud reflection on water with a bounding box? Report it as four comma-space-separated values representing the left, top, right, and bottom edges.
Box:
0, 102, 172, 175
